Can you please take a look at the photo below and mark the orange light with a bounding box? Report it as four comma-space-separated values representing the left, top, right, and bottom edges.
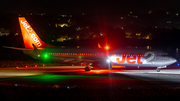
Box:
105, 45, 109, 50
16, 66, 19, 69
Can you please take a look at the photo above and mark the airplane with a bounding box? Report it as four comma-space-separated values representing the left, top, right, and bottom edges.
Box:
3, 17, 177, 72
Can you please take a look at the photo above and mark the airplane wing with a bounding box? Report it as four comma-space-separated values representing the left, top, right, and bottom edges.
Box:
50, 55, 97, 65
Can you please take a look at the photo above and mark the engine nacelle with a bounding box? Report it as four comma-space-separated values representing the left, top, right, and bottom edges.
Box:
92, 61, 112, 70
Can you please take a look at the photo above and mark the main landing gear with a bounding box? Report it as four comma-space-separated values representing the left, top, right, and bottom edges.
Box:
85, 65, 91, 71
156, 66, 167, 72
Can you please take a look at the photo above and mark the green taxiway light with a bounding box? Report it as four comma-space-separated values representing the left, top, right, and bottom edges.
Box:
20, 74, 107, 82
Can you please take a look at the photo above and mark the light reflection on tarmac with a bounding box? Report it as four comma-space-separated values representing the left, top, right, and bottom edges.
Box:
1, 66, 180, 88
115, 69, 180, 83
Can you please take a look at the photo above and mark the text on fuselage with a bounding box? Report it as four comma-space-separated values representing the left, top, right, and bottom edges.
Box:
116, 56, 143, 64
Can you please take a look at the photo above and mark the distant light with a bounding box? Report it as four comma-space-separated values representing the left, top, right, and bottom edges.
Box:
167, 21, 171, 23
35, 65, 38, 67
148, 11, 152, 14
67, 86, 70, 89
177, 64, 180, 66
79, 56, 81, 59
15, 33, 18, 36
15, 84, 17, 86
16, 66, 19, 69
166, 11, 170, 14
147, 46, 150, 49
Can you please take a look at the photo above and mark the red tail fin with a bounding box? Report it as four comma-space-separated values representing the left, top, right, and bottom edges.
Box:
18, 17, 55, 49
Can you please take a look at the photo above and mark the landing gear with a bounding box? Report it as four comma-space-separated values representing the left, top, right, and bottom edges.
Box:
85, 65, 91, 71
156, 68, 160, 72
108, 62, 112, 69
156, 66, 167, 72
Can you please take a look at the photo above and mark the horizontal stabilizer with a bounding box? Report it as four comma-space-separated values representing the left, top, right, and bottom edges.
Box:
2, 46, 33, 50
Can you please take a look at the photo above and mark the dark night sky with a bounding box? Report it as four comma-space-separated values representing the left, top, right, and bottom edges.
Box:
0, 0, 180, 14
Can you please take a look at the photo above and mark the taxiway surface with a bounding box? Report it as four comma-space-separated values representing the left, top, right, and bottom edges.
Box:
0, 66, 180, 89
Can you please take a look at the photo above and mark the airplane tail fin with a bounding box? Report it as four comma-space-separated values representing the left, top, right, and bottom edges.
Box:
18, 17, 55, 49
98, 43, 102, 48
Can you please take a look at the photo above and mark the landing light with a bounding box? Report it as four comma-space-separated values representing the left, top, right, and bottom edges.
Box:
109, 56, 117, 62
106, 59, 110, 63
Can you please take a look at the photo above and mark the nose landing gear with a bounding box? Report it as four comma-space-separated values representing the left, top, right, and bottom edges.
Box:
156, 66, 167, 72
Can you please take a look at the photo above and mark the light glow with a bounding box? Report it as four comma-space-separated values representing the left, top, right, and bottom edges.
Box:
105, 45, 109, 50
106, 59, 110, 63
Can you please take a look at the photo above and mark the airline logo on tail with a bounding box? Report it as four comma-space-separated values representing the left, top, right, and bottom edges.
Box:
20, 20, 42, 47
19, 17, 42, 48
19, 17, 55, 49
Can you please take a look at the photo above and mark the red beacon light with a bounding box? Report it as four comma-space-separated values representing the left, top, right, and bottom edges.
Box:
25, 65, 28, 68
105, 45, 109, 50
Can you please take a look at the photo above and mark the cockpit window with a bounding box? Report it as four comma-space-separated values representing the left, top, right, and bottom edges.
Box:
157, 53, 170, 57
161, 54, 169, 57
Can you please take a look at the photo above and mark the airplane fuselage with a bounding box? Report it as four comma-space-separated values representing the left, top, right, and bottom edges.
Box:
39, 47, 176, 68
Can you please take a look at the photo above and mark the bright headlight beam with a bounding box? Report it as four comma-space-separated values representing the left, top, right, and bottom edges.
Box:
106, 59, 110, 63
